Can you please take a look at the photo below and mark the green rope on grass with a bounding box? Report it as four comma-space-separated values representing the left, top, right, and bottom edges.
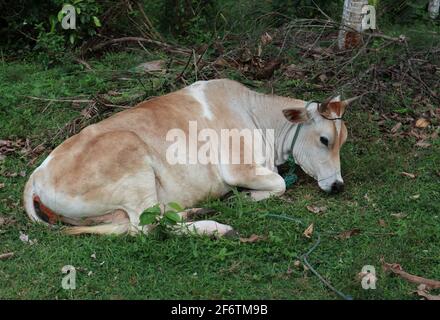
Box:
283, 156, 298, 189
250, 212, 353, 300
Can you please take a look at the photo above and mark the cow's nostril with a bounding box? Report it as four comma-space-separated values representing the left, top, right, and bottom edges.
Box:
331, 181, 344, 194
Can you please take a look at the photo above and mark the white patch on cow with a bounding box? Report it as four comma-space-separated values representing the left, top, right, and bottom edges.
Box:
187, 81, 213, 120
37, 154, 53, 171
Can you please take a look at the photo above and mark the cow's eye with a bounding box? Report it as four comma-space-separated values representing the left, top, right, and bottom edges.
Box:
320, 137, 329, 146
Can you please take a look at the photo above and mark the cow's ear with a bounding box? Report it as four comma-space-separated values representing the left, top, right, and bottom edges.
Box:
282, 109, 309, 123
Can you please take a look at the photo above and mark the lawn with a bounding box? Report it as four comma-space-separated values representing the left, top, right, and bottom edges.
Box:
0, 31, 439, 299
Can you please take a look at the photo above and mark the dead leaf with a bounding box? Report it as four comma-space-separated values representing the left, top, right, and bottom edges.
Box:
0, 252, 14, 260
213, 57, 230, 68
19, 231, 36, 245
401, 172, 416, 179
303, 223, 314, 238
293, 260, 301, 268
390, 122, 402, 133
3, 172, 17, 177
336, 228, 361, 240
260, 32, 273, 46
0, 215, 15, 226
0, 139, 29, 157
283, 64, 305, 78
306, 205, 327, 214
410, 194, 420, 199
378, 219, 387, 227
382, 259, 440, 289
106, 90, 121, 96
415, 140, 431, 148
254, 59, 282, 80
416, 284, 440, 300
135, 60, 165, 73
415, 118, 430, 128
239, 234, 266, 243
0, 183, 4, 189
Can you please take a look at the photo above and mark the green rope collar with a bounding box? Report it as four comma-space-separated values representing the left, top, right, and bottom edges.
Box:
283, 100, 316, 189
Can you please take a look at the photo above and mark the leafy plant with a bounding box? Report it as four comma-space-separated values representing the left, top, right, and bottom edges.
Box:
159, 0, 219, 42
139, 202, 184, 236
34, 23, 66, 67
378, 0, 437, 24
1, 0, 104, 65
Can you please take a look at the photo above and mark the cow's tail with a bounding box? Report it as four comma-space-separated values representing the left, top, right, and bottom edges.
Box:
63, 209, 131, 235
24, 173, 131, 235
63, 223, 130, 235
23, 172, 47, 224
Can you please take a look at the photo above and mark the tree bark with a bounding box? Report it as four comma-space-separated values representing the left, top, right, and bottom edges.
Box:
428, 0, 440, 19
338, 0, 369, 50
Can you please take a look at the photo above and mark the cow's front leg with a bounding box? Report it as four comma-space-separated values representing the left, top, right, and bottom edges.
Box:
172, 220, 236, 238
173, 208, 236, 237
221, 164, 286, 201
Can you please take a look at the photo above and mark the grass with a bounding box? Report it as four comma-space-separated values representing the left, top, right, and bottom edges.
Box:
0, 46, 439, 300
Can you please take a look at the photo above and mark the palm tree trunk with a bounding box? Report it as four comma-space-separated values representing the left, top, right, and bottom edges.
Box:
428, 0, 440, 19
338, 0, 369, 50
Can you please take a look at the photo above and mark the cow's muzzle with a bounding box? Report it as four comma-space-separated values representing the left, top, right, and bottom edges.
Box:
330, 181, 344, 194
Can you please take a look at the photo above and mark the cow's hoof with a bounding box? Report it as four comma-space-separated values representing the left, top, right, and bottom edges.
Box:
223, 229, 239, 238
184, 208, 217, 221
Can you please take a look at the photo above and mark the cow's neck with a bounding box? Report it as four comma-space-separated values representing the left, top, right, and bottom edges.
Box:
238, 91, 311, 167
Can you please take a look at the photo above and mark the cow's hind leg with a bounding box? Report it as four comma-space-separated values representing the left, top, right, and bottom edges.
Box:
63, 210, 130, 235
64, 164, 159, 236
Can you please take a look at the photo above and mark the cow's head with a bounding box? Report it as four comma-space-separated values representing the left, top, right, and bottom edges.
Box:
283, 96, 360, 193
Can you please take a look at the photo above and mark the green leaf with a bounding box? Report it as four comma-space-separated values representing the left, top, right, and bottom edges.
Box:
139, 212, 157, 226
69, 34, 75, 45
49, 16, 57, 33
168, 202, 183, 212
93, 16, 101, 27
57, 10, 64, 22
139, 204, 161, 225
143, 204, 161, 215
76, 7, 81, 14
164, 211, 182, 224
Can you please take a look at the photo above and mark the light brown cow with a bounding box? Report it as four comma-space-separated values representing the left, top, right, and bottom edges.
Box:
24, 79, 357, 236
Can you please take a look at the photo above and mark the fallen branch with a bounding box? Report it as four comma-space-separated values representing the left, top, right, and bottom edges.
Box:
416, 284, 440, 300
369, 32, 408, 43
26, 96, 92, 104
382, 259, 440, 289
26, 96, 131, 109
73, 57, 92, 70
87, 37, 191, 56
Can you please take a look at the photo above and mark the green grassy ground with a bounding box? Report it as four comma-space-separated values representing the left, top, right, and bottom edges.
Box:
0, 49, 439, 300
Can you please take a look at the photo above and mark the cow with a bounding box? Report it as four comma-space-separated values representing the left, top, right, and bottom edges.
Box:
23, 79, 358, 237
